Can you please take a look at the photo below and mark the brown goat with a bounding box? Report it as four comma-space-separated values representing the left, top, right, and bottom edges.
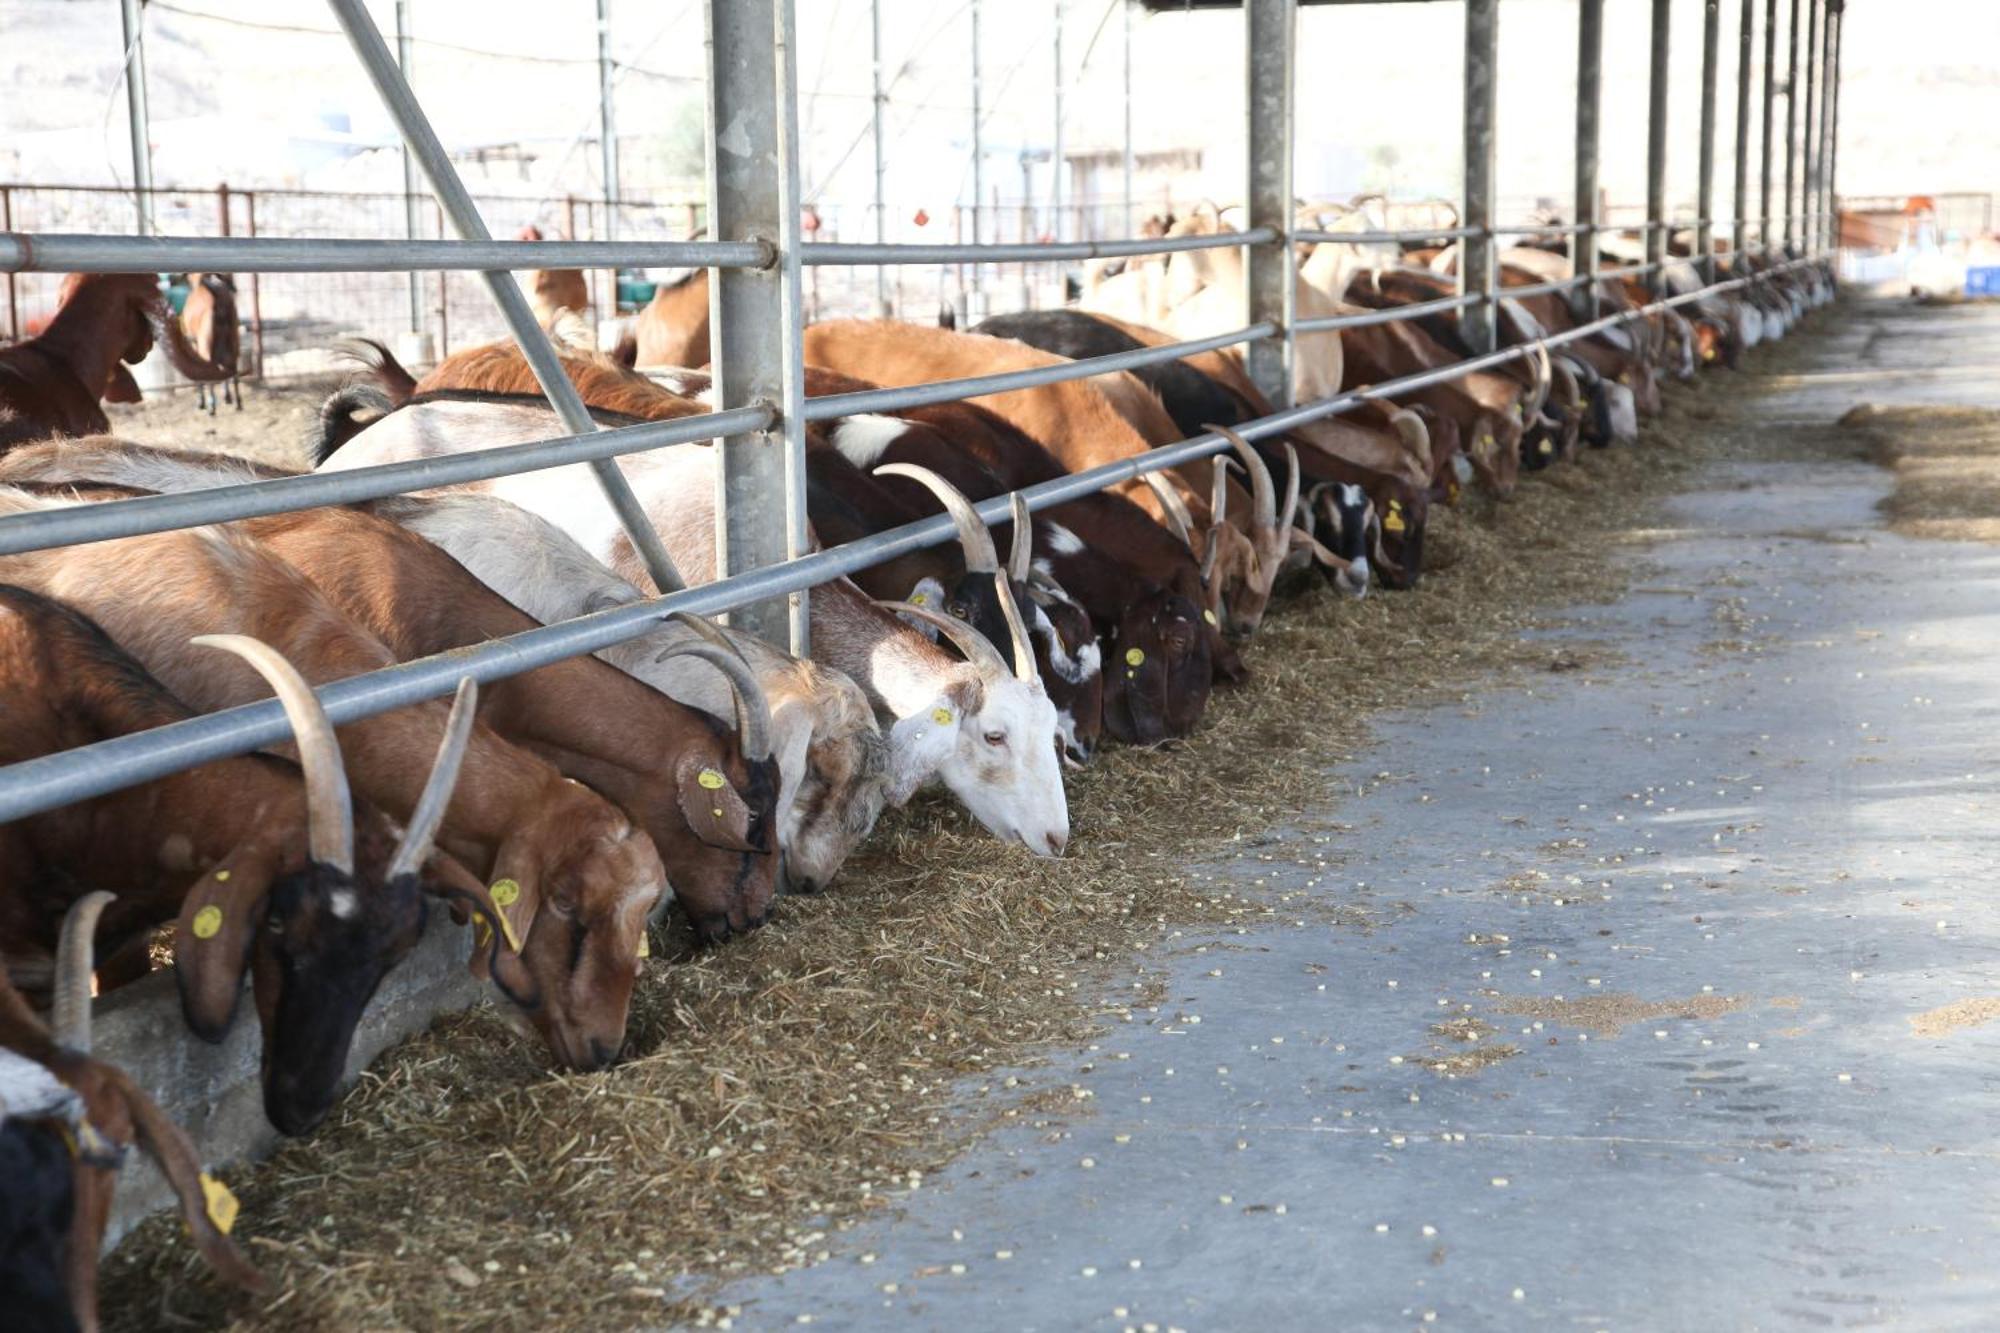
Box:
180, 273, 242, 414
615, 267, 710, 369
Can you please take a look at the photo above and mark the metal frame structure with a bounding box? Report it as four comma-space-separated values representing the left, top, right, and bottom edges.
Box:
0, 0, 1841, 823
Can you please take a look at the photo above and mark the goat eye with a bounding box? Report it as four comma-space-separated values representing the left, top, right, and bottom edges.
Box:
983, 729, 1006, 747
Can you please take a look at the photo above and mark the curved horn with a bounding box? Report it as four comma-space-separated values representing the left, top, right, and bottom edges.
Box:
1006, 492, 1034, 584
53, 890, 115, 1053
1209, 456, 1237, 531
1279, 442, 1303, 532
656, 626, 774, 761
1527, 341, 1553, 422
883, 600, 1012, 679
1389, 408, 1432, 472
387, 677, 478, 881
192, 635, 353, 874
875, 463, 999, 574
1140, 470, 1197, 552
1208, 424, 1276, 530
992, 573, 1038, 684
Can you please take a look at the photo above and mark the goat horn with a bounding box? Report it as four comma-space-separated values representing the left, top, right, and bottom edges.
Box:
1140, 470, 1196, 553
53, 890, 115, 1053
1208, 424, 1276, 531
1279, 441, 1303, 533
1389, 408, 1432, 472
875, 463, 999, 574
1209, 456, 1237, 531
657, 625, 774, 761
665, 610, 745, 660
1006, 491, 1033, 584
388, 677, 478, 882
992, 573, 1039, 684
883, 600, 1012, 681
1527, 340, 1553, 422
193, 635, 353, 874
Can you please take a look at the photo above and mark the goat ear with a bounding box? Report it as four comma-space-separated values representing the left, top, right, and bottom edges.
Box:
103, 362, 144, 404
173, 841, 286, 1041
675, 755, 766, 854
425, 852, 541, 1009
898, 579, 948, 641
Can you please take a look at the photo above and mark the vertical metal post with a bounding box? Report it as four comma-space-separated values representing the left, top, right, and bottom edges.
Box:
969, 0, 984, 305
597, 0, 621, 242
1696, 0, 1721, 281
216, 183, 231, 241
1460, 0, 1498, 355
325, 0, 685, 595
1052, 0, 1065, 246
1825, 4, 1842, 255
1732, 0, 1755, 263
705, 0, 810, 650
3, 187, 18, 341
1245, 0, 1295, 409
1761, 0, 1777, 253
1572, 0, 1603, 322
118, 0, 155, 236
1783, 0, 1799, 252
871, 0, 890, 315
1808, 0, 1824, 255
1644, 0, 1670, 294
245, 192, 265, 377
1123, 0, 1135, 234
395, 0, 425, 334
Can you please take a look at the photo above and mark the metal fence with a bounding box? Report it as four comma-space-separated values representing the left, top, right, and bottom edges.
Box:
0, 0, 1843, 823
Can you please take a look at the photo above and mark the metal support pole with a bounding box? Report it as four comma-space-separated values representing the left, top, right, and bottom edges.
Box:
1732, 0, 1755, 263
969, 0, 984, 307
325, 0, 685, 595
1783, 0, 1799, 253
1645, 0, 1671, 294
118, 0, 155, 236
1825, 4, 1842, 255
871, 0, 890, 316
1244, 0, 1296, 409
1761, 0, 1777, 253
2, 188, 16, 341
1808, 0, 1824, 255
245, 192, 265, 376
1052, 0, 1065, 246
1572, 0, 1603, 322
705, 0, 810, 651
597, 0, 621, 242
1696, 0, 1721, 281
395, 0, 425, 335
1123, 0, 1135, 234
1460, 0, 1498, 354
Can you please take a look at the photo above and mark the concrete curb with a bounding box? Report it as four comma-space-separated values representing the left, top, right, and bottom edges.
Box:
100, 906, 487, 1250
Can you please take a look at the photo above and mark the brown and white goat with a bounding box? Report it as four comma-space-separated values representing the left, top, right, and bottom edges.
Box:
0, 582, 497, 1134
179, 273, 243, 414
0, 274, 226, 451
2, 893, 263, 1332
0, 493, 664, 1071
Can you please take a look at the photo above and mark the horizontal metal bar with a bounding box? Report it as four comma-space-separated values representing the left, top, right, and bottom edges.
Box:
0, 257, 1823, 822
1292, 292, 1481, 333
0, 232, 772, 274
1294, 225, 1480, 246
1488, 222, 1588, 236
1497, 274, 1592, 301
0, 406, 770, 557
803, 227, 1279, 266
800, 323, 1276, 420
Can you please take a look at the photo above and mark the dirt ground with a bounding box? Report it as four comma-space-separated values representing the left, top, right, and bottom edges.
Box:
103, 375, 345, 470
99, 309, 1850, 1331
1840, 401, 2000, 543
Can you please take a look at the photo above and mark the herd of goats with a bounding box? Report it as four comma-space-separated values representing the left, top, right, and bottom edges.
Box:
0, 202, 1834, 1328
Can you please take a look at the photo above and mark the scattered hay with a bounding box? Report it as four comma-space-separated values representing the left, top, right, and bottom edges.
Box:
1413, 1017, 1520, 1078
101, 315, 1844, 1332
1909, 997, 2000, 1038
1489, 991, 1749, 1037
1842, 402, 2000, 543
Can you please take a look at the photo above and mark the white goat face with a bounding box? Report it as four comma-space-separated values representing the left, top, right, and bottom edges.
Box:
890, 673, 1069, 857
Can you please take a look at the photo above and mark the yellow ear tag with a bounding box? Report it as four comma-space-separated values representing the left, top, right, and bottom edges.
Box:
190, 906, 224, 940
1125, 648, 1146, 667
1202, 609, 1217, 627
637, 932, 651, 960
1538, 439, 1554, 455
1478, 433, 1495, 449
910, 591, 928, 606
1383, 509, 1407, 535
697, 768, 726, 790
213, 870, 230, 883
199, 1173, 240, 1235
490, 879, 521, 908
931, 706, 953, 725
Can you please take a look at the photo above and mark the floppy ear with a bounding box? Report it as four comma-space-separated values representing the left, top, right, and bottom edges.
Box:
675, 755, 767, 854
897, 578, 949, 642
424, 852, 542, 1009
103, 363, 144, 404
173, 839, 289, 1041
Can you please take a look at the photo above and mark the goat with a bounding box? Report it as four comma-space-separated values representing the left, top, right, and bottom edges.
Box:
0, 582, 496, 1134
315, 403, 1071, 856
0, 437, 869, 901
0, 491, 662, 1071
517, 225, 595, 352
179, 273, 242, 414
613, 267, 710, 369
2, 893, 263, 1331
0, 274, 227, 451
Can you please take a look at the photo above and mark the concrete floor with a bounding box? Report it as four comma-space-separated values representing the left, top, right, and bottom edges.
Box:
711, 301, 2000, 1332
